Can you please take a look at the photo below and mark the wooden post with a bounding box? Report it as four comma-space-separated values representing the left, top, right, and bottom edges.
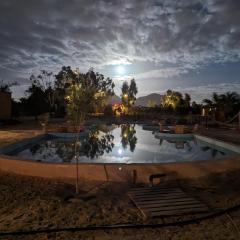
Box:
132, 169, 137, 185
239, 111, 240, 130
75, 156, 79, 194
104, 165, 109, 181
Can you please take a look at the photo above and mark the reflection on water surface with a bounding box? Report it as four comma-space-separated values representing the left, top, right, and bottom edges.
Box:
16, 124, 235, 163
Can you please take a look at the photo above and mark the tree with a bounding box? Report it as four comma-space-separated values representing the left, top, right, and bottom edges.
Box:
0, 81, 11, 93
221, 92, 240, 118
161, 90, 182, 109
161, 90, 192, 112
55, 66, 75, 90
54, 66, 77, 116
30, 70, 55, 114
191, 101, 201, 114
56, 66, 115, 118
22, 84, 49, 120
0, 80, 17, 93
65, 68, 115, 121
184, 93, 191, 108
121, 79, 138, 113
64, 67, 115, 194
65, 82, 86, 132
203, 92, 240, 121
148, 100, 157, 108
18, 71, 54, 119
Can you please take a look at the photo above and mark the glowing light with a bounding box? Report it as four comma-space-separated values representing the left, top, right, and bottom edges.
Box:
116, 65, 125, 75
118, 148, 123, 155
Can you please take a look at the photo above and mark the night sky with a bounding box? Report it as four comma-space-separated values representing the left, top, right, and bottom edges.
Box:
0, 0, 240, 102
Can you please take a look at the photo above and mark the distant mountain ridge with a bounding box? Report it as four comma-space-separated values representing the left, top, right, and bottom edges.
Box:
135, 93, 162, 106
107, 94, 121, 104
108, 93, 162, 106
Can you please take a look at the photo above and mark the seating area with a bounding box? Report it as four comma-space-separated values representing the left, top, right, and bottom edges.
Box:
158, 122, 199, 134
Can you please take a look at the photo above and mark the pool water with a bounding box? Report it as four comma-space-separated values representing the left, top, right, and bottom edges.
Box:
14, 124, 238, 163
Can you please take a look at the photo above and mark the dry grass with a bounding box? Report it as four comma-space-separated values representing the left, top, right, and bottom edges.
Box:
0, 170, 240, 240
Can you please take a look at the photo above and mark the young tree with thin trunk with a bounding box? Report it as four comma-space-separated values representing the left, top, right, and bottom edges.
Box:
64, 67, 115, 193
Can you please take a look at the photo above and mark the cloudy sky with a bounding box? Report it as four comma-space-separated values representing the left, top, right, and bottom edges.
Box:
0, 0, 240, 102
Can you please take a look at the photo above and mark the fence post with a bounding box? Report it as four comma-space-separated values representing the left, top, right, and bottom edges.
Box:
239, 111, 240, 130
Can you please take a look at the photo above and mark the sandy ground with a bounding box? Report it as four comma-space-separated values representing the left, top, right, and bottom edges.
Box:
0, 170, 240, 240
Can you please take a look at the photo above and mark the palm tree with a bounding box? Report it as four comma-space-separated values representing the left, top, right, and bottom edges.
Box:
221, 92, 240, 118
203, 92, 240, 121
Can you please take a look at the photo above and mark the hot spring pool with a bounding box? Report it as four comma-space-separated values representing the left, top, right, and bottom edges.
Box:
1, 124, 239, 164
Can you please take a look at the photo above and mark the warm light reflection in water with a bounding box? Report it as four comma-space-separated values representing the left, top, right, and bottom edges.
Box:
15, 124, 236, 163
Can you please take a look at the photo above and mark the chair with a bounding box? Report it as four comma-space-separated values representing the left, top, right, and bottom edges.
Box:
174, 125, 185, 134
159, 123, 164, 132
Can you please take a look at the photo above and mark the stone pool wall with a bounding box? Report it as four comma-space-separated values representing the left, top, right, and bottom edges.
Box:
0, 154, 240, 183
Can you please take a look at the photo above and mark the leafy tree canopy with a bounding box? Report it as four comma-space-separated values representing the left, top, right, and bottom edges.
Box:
203, 92, 240, 120
0, 80, 17, 93
64, 67, 115, 125
161, 90, 191, 109
121, 79, 138, 109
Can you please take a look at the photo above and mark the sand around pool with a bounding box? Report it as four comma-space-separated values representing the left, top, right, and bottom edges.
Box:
0, 170, 240, 240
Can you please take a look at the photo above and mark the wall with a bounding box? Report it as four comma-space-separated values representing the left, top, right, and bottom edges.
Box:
0, 91, 11, 119
0, 155, 240, 183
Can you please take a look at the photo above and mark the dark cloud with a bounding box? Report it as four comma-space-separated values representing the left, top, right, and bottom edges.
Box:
0, 0, 239, 100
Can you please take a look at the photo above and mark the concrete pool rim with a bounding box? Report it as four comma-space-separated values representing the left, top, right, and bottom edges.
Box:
0, 132, 240, 182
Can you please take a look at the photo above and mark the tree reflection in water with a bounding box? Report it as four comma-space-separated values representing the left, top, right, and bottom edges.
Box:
120, 124, 137, 152
80, 130, 114, 158
29, 129, 114, 162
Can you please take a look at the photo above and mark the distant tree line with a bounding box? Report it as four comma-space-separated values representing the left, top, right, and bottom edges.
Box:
1, 68, 239, 123
0, 80, 17, 93
13, 67, 116, 120
202, 92, 240, 121
143, 89, 240, 122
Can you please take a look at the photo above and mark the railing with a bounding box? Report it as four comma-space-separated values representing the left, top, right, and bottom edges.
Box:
213, 112, 240, 129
